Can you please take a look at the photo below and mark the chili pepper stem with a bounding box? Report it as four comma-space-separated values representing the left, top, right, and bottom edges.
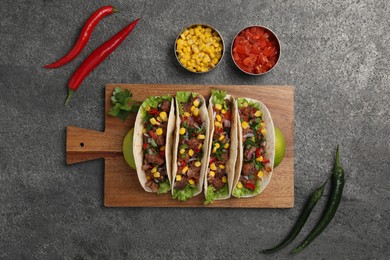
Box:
65, 90, 74, 106
112, 6, 120, 13
335, 145, 340, 169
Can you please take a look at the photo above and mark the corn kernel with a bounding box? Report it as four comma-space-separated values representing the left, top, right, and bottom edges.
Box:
194, 161, 201, 167
156, 128, 163, 135
212, 148, 217, 154
222, 176, 227, 183
214, 121, 223, 128
237, 181, 243, 189
241, 121, 249, 129
197, 134, 205, 139
193, 108, 199, 116
190, 106, 195, 112
188, 149, 194, 157
256, 156, 264, 162
188, 179, 195, 185
224, 143, 229, 149
214, 143, 220, 149
160, 146, 165, 151
180, 148, 185, 154
153, 172, 160, 178
219, 164, 225, 169
184, 112, 190, 117
221, 109, 227, 114
156, 116, 162, 122
193, 99, 200, 107
209, 171, 215, 177
219, 135, 225, 141
242, 102, 248, 107
145, 106, 150, 111
198, 143, 202, 149
251, 136, 255, 142
261, 129, 267, 135
159, 111, 168, 121
261, 122, 265, 127
215, 104, 222, 110
179, 127, 186, 135
149, 118, 157, 125
142, 128, 146, 133
151, 166, 158, 173
254, 111, 262, 117
210, 163, 217, 171
182, 166, 188, 174
257, 171, 264, 178
216, 115, 222, 122
176, 175, 182, 181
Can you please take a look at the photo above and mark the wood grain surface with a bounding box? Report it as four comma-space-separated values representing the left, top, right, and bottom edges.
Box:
66, 84, 294, 208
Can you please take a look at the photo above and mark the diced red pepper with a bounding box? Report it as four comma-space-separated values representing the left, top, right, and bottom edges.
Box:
209, 157, 216, 164
244, 181, 256, 191
255, 148, 261, 158
143, 143, 148, 149
159, 150, 165, 158
149, 108, 158, 115
149, 130, 157, 140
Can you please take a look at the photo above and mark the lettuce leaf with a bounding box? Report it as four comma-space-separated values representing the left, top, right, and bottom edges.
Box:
176, 91, 198, 115
232, 180, 261, 198
211, 89, 227, 105
172, 184, 198, 201
204, 184, 229, 205
157, 179, 171, 194
237, 98, 260, 110
140, 95, 172, 119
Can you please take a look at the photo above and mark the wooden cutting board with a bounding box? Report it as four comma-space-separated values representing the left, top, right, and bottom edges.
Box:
66, 84, 294, 208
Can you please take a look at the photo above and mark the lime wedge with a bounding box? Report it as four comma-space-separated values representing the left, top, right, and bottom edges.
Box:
123, 128, 136, 170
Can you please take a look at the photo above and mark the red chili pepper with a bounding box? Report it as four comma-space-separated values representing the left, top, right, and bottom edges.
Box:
44, 6, 118, 69
245, 181, 256, 191
65, 18, 140, 105
149, 108, 159, 115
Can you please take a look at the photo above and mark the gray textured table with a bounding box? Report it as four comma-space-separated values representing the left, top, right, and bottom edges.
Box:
1, 0, 389, 259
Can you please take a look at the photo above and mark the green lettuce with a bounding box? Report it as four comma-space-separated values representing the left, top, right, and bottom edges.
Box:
204, 184, 229, 205
157, 179, 171, 194
211, 89, 227, 105
232, 180, 261, 198
140, 95, 172, 119
172, 184, 198, 201
176, 91, 198, 115
237, 98, 260, 110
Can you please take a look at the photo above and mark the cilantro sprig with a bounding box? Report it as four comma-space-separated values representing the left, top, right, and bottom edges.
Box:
109, 87, 141, 121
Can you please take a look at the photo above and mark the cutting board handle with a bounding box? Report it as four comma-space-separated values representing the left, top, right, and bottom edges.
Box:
66, 126, 122, 164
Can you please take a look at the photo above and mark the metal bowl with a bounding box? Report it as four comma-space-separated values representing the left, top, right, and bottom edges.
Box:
174, 24, 225, 74
231, 25, 281, 76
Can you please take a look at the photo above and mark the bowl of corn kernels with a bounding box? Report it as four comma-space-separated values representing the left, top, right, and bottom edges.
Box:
175, 24, 224, 73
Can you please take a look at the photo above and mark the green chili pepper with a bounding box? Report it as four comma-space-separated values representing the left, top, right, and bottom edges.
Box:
261, 177, 329, 254
292, 145, 345, 254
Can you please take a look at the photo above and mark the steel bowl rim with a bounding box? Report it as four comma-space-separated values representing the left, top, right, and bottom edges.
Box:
231, 25, 281, 76
174, 23, 225, 74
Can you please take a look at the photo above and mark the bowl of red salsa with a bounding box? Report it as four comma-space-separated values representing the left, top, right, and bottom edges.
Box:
231, 26, 280, 75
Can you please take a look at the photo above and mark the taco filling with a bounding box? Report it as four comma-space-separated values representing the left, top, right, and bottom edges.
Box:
205, 90, 232, 204
233, 98, 272, 197
173, 92, 207, 201
140, 96, 172, 194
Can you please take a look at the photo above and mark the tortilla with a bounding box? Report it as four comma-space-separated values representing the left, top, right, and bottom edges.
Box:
204, 93, 238, 202
171, 92, 210, 200
133, 96, 175, 193
232, 97, 275, 198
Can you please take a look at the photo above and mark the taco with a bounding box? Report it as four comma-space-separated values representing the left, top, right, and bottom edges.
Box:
204, 90, 238, 204
232, 97, 275, 198
133, 95, 175, 194
171, 91, 210, 201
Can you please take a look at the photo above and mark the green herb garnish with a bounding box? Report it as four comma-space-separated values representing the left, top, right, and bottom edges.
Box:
109, 87, 141, 121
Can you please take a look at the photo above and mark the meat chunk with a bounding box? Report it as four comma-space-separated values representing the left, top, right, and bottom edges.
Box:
208, 177, 225, 191
155, 134, 165, 146
187, 138, 201, 151
160, 100, 171, 112
219, 153, 229, 164
146, 180, 158, 192
175, 176, 188, 190
187, 165, 200, 183
242, 162, 256, 176
145, 153, 165, 165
